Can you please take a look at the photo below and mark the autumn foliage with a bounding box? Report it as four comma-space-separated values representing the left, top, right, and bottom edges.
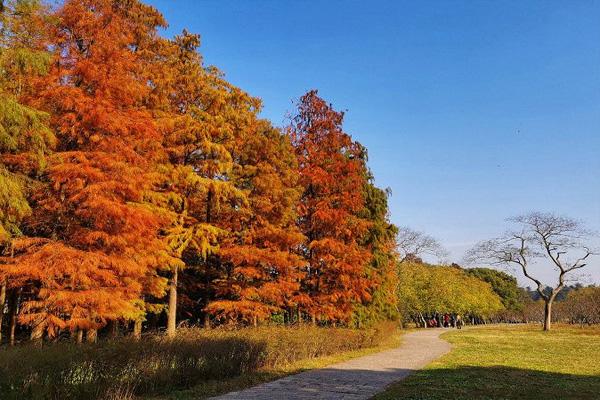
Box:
0, 0, 401, 342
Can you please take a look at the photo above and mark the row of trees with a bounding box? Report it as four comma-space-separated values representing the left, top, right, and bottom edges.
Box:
396, 258, 600, 329
514, 286, 600, 326
554, 286, 600, 326
0, 0, 399, 343
397, 262, 504, 327
1, 0, 595, 344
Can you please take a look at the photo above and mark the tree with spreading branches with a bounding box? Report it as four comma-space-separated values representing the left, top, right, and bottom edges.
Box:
396, 226, 448, 263
466, 212, 597, 331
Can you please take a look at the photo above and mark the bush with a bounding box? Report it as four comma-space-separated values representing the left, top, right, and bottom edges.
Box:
0, 323, 396, 400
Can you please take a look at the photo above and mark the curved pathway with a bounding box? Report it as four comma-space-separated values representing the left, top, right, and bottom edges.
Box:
210, 329, 451, 400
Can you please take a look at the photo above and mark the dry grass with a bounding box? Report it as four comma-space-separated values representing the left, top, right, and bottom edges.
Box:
0, 322, 398, 400
154, 323, 405, 400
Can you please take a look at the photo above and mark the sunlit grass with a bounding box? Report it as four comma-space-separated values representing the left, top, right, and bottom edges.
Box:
376, 324, 600, 400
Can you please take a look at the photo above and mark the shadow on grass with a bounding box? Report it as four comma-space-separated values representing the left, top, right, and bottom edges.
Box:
374, 365, 600, 400
0, 324, 395, 400
0, 335, 268, 400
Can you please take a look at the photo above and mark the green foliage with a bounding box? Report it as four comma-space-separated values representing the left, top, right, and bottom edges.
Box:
465, 267, 523, 311
352, 182, 399, 327
397, 262, 505, 321
0, 0, 54, 243
0, 96, 53, 158
0, 166, 30, 241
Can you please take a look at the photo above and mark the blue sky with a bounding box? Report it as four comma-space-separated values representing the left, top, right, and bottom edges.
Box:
146, 0, 600, 285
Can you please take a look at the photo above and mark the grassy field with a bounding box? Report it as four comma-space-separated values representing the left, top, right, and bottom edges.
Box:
376, 324, 600, 400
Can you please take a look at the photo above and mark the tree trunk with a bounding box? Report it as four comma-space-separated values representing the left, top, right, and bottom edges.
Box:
166, 267, 178, 338
8, 289, 19, 346
76, 329, 83, 344
86, 328, 97, 343
0, 281, 6, 343
543, 300, 552, 331
133, 319, 142, 340
30, 318, 44, 345
107, 320, 118, 339
418, 313, 427, 328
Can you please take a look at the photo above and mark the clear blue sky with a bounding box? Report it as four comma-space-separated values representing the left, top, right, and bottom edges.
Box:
146, 0, 600, 285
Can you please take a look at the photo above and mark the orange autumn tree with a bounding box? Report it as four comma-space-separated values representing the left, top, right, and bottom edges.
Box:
145, 30, 249, 335
0, 0, 56, 344
178, 78, 262, 327
206, 120, 305, 325
290, 90, 373, 324
146, 28, 268, 330
5, 0, 172, 340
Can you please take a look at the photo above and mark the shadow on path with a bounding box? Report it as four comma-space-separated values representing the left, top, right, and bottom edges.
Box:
211, 329, 451, 400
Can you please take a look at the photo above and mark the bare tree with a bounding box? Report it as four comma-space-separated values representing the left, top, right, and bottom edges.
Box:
397, 226, 448, 263
466, 212, 597, 330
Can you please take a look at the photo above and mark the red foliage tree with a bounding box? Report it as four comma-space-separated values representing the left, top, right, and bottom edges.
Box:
206, 120, 306, 325
289, 90, 373, 324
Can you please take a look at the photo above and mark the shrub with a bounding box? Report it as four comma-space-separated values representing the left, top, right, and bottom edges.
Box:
0, 323, 396, 400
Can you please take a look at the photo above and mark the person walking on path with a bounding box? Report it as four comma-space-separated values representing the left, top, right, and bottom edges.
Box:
456, 314, 463, 329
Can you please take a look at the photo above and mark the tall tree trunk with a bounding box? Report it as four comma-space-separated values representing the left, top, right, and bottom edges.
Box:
76, 329, 83, 344
543, 300, 552, 331
166, 267, 178, 338
133, 319, 142, 340
86, 328, 97, 343
0, 280, 6, 343
202, 189, 213, 331
8, 289, 19, 346
418, 313, 427, 328
107, 319, 118, 339
30, 317, 44, 345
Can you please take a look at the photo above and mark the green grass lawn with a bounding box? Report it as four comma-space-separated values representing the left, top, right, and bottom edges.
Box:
376, 324, 600, 400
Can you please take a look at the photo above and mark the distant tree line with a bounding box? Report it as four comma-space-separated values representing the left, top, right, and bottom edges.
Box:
397, 262, 505, 327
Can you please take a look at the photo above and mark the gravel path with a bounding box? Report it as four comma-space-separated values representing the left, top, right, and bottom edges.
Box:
209, 329, 451, 400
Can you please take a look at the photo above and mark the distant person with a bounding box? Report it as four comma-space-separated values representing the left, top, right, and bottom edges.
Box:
444, 313, 450, 328
456, 315, 463, 329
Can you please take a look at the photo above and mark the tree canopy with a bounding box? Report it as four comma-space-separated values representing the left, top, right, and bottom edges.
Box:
0, 0, 399, 341
397, 262, 504, 324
